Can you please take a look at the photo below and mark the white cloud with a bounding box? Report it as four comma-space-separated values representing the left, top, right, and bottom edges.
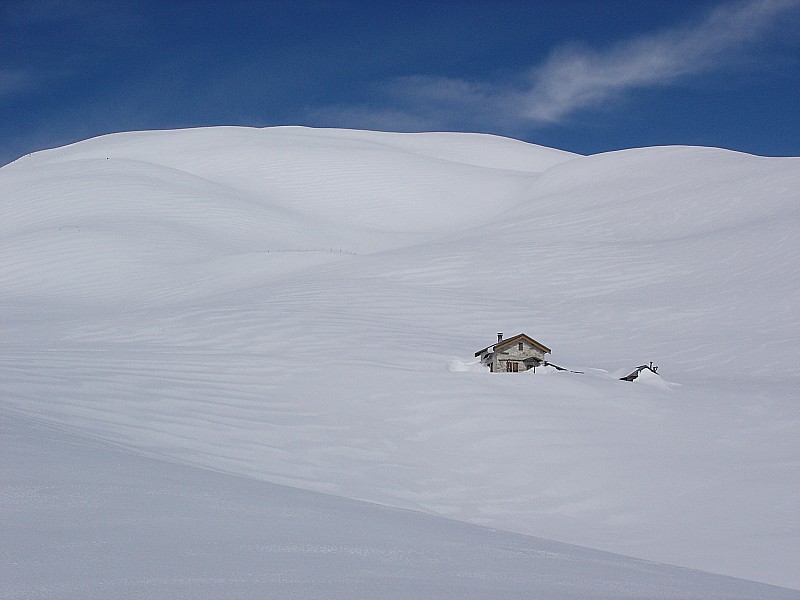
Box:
316, 0, 800, 131
519, 0, 800, 123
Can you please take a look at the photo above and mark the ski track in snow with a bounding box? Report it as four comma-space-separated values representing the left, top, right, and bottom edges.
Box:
2, 126, 799, 592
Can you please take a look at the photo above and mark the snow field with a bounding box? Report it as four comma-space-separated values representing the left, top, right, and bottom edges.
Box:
6, 414, 797, 599
1, 126, 798, 591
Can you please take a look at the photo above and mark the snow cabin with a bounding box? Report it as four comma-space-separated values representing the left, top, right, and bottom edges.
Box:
621, 362, 659, 381
475, 333, 551, 373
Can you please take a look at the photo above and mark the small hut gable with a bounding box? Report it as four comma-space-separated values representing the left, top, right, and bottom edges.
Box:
621, 362, 659, 381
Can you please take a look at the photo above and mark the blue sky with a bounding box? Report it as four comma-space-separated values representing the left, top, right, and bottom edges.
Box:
2, 0, 799, 165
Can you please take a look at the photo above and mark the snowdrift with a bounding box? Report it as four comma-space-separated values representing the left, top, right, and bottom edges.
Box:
2, 126, 798, 591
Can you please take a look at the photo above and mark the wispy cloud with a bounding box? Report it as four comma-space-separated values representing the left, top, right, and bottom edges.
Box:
310, 0, 800, 131
519, 0, 800, 123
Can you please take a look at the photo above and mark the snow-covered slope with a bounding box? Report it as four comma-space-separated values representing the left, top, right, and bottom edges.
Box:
5, 413, 797, 599
2, 126, 798, 592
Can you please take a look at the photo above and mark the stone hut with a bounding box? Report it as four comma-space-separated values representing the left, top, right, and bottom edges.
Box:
475, 333, 551, 373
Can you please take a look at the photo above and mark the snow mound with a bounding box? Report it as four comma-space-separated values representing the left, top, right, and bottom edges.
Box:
1, 126, 798, 589
632, 367, 674, 389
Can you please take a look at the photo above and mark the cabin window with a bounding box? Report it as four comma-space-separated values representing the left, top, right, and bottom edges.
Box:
518, 342, 524, 351
506, 361, 519, 372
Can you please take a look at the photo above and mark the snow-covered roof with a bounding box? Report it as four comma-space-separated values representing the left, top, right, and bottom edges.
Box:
475, 333, 551, 357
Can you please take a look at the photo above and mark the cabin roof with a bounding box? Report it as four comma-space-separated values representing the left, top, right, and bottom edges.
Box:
475, 333, 551, 357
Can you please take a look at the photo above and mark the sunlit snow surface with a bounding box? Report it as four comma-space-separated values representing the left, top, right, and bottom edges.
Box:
2, 126, 798, 595
4, 414, 797, 599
